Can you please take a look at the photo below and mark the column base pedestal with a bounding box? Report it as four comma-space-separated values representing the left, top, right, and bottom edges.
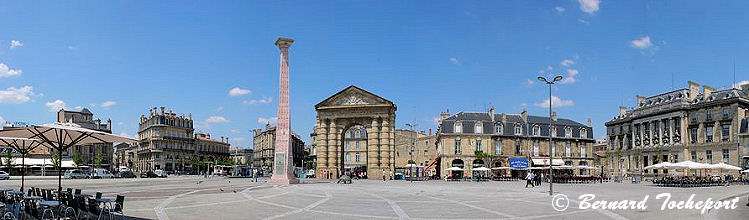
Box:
269, 175, 299, 185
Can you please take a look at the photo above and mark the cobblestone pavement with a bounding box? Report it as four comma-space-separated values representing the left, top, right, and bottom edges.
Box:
1, 176, 746, 219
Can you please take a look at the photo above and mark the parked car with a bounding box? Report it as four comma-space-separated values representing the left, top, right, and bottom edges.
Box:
64, 169, 89, 179
0, 171, 9, 180
153, 169, 167, 178
115, 170, 136, 178
140, 170, 157, 178
91, 168, 114, 179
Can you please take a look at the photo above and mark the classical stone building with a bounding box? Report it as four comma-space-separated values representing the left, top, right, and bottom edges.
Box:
252, 124, 304, 175
134, 107, 229, 173
314, 85, 396, 180
394, 129, 438, 177
230, 147, 253, 165
437, 107, 595, 178
57, 108, 113, 168
605, 81, 749, 176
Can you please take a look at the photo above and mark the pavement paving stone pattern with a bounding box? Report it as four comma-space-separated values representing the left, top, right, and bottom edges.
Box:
0, 176, 746, 220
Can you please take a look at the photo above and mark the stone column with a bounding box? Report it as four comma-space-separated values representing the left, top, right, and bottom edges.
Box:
380, 119, 391, 169
367, 118, 380, 179
328, 119, 338, 178
270, 37, 297, 185
316, 119, 328, 178
389, 115, 396, 171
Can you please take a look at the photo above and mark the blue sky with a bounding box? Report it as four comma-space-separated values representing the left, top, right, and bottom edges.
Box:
1, 1, 748, 148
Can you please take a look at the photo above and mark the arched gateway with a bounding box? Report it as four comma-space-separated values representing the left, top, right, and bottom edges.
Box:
314, 85, 396, 180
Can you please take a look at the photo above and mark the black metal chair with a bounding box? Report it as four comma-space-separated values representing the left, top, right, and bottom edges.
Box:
95, 192, 102, 200
74, 189, 81, 195
112, 195, 125, 220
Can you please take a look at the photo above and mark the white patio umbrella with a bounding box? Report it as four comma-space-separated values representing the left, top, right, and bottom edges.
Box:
473, 167, 491, 171
0, 123, 135, 197
709, 162, 742, 171
0, 137, 47, 192
576, 165, 598, 170
644, 162, 673, 170
491, 167, 512, 170
671, 161, 712, 169
445, 167, 464, 171
742, 170, 749, 174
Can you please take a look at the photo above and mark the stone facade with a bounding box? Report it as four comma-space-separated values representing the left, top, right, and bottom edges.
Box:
437, 107, 595, 178
133, 107, 229, 173
314, 85, 397, 180
230, 147, 253, 165
394, 129, 437, 171
252, 124, 304, 175
605, 81, 749, 177
57, 108, 113, 168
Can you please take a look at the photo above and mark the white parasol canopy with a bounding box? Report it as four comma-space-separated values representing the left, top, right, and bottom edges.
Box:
671, 161, 711, 169
473, 167, 491, 171
0, 137, 47, 192
0, 122, 136, 196
741, 170, 749, 173
644, 162, 673, 170
708, 162, 742, 170
445, 167, 464, 171
491, 167, 512, 170
552, 165, 574, 169
576, 165, 598, 170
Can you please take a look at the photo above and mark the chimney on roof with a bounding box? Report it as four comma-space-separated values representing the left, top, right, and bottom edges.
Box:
439, 109, 450, 123
551, 111, 557, 121
636, 95, 646, 106
160, 107, 165, 114
688, 81, 700, 98
226, 137, 229, 143
501, 113, 507, 122
429, 128, 432, 136
619, 106, 627, 117
586, 118, 592, 127
703, 85, 715, 98
521, 109, 528, 122
489, 106, 495, 121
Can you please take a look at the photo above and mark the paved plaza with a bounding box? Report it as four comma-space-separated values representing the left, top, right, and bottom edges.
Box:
1, 176, 747, 219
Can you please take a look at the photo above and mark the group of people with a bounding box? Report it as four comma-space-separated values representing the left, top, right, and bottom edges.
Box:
525, 172, 544, 188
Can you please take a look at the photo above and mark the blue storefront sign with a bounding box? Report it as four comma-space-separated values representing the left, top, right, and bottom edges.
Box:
509, 158, 528, 169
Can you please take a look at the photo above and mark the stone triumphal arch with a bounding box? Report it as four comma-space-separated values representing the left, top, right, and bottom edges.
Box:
314, 85, 396, 180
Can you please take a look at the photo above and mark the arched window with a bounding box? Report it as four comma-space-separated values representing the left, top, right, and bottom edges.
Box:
581, 145, 587, 157
565, 141, 571, 157
345, 153, 351, 162
551, 126, 557, 137
455, 121, 463, 133
532, 125, 541, 136
495, 123, 503, 134
580, 128, 587, 138
475, 122, 483, 134
514, 124, 522, 135
565, 127, 572, 137
494, 139, 502, 155
355, 152, 361, 162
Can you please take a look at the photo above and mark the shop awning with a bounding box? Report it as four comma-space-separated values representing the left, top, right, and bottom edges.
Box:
531, 158, 564, 166
11, 158, 76, 168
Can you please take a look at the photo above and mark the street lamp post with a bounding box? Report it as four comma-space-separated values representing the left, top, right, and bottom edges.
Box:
406, 123, 418, 182
538, 75, 563, 196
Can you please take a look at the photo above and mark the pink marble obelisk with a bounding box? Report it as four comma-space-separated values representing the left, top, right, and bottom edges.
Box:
270, 37, 298, 185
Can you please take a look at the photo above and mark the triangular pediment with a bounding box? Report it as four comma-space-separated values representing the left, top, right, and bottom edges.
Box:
315, 85, 395, 109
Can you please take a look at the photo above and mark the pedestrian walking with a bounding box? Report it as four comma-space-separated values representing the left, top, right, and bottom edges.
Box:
525, 172, 534, 188
382, 169, 386, 181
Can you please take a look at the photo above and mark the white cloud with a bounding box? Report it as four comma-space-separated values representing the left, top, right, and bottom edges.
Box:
449, 57, 460, 65
555, 6, 566, 13
67, 46, 76, 50
118, 132, 133, 138
561, 59, 575, 67
560, 69, 579, 84
101, 100, 117, 109
0, 86, 34, 104
231, 129, 241, 134
0, 115, 5, 126
45, 99, 66, 112
243, 97, 273, 105
117, 122, 124, 126
525, 79, 535, 86
216, 106, 224, 111
578, 0, 600, 14
577, 19, 590, 25
9, 40, 23, 49
733, 80, 749, 89
0, 63, 22, 78
74, 106, 83, 110
228, 87, 251, 96
257, 117, 278, 125
534, 96, 575, 108
205, 116, 229, 124
631, 36, 653, 49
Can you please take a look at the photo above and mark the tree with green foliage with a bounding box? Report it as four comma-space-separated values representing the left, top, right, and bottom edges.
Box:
474, 150, 497, 168
51, 151, 61, 170
72, 151, 83, 168
3, 150, 13, 172
94, 151, 103, 168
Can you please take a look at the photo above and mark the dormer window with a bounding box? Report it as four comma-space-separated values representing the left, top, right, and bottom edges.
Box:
551, 126, 557, 137
454, 121, 462, 133
532, 125, 540, 136
580, 128, 587, 138
565, 127, 572, 137
495, 123, 503, 134
475, 122, 483, 134
514, 124, 522, 135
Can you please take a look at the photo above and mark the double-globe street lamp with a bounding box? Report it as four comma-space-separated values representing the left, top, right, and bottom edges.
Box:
538, 75, 563, 196
405, 123, 418, 182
